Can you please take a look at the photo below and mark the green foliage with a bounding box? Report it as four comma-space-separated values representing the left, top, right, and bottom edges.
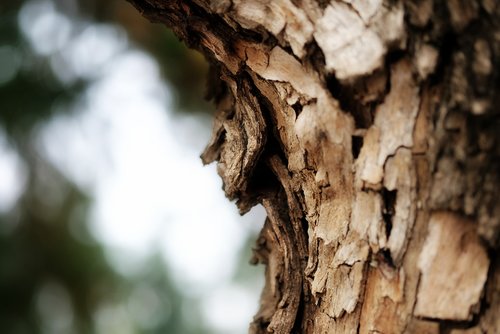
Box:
0, 3, 87, 136
0, 0, 213, 333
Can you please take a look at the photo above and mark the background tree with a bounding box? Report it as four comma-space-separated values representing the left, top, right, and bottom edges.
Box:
127, 1, 500, 333
0, 1, 215, 332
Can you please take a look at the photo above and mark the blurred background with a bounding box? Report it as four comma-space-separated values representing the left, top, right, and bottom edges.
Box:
0, 0, 265, 333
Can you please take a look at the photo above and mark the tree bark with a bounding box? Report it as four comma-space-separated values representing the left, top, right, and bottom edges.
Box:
127, 1, 500, 333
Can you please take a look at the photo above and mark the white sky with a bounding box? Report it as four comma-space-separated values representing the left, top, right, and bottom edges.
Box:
0, 133, 26, 215
0, 1, 266, 333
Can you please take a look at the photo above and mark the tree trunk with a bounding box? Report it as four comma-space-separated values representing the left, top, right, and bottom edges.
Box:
127, 1, 500, 333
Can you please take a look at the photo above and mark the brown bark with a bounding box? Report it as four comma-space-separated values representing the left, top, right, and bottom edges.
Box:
127, 0, 500, 333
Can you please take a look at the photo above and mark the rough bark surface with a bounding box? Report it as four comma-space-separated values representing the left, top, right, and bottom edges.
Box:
127, 0, 500, 333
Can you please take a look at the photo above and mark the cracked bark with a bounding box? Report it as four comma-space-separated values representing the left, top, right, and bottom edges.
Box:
127, 0, 500, 333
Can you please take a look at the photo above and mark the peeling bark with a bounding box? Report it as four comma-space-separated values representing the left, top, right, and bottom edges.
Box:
127, 0, 500, 332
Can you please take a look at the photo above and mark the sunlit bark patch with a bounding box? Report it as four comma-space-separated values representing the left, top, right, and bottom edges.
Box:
415, 211, 489, 321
